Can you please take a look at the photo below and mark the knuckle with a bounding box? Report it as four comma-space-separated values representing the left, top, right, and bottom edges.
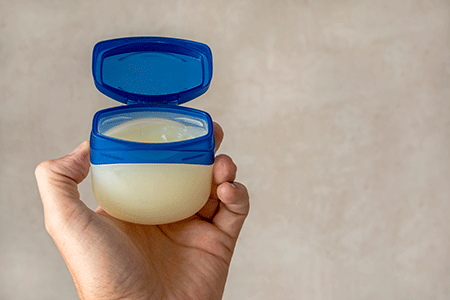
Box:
43, 214, 56, 236
236, 182, 250, 202
231, 160, 237, 174
215, 153, 228, 161
213, 122, 224, 137
44, 220, 53, 235
241, 184, 250, 199
35, 160, 53, 177
216, 154, 237, 172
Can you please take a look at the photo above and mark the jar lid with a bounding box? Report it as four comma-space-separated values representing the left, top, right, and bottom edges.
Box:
92, 36, 213, 105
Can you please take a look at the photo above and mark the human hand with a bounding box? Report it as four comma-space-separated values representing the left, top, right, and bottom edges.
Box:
35, 122, 249, 300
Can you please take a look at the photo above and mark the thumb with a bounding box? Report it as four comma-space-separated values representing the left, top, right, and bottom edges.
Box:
35, 141, 92, 235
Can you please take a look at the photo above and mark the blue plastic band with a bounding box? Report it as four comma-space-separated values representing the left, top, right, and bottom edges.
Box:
90, 105, 215, 165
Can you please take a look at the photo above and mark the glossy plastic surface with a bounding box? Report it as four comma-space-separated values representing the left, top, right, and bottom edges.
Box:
92, 36, 213, 105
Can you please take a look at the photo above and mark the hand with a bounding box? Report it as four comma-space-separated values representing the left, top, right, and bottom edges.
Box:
35, 122, 250, 300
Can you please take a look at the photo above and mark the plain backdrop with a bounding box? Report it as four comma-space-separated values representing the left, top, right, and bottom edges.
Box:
0, 0, 449, 299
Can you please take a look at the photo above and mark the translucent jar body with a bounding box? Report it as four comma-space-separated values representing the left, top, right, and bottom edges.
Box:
92, 163, 213, 224
91, 114, 214, 225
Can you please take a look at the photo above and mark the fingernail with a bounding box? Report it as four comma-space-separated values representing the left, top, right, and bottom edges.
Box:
230, 183, 237, 189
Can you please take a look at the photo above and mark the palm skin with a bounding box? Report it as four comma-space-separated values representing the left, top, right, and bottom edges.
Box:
35, 123, 249, 300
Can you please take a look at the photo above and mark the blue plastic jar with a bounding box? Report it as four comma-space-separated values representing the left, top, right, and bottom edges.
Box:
90, 37, 215, 224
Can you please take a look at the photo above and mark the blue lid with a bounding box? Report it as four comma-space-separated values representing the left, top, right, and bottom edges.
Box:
92, 36, 213, 104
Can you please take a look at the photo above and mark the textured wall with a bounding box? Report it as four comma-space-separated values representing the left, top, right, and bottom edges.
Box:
1, 1, 449, 299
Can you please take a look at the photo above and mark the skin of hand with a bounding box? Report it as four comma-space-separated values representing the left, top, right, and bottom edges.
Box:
34, 122, 250, 300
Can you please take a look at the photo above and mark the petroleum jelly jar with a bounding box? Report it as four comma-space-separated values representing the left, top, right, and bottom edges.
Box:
89, 37, 215, 225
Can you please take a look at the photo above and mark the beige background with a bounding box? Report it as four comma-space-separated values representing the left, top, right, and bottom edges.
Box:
1, 0, 449, 299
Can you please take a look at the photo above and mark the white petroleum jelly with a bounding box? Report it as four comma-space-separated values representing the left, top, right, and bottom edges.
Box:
91, 118, 213, 225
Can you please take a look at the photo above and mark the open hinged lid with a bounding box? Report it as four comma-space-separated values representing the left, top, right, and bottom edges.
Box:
92, 36, 213, 105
